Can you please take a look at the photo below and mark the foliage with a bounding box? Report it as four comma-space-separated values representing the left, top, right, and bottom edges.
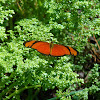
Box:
0, 0, 100, 100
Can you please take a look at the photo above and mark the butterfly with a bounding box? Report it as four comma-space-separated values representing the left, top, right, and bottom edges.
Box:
23, 40, 79, 56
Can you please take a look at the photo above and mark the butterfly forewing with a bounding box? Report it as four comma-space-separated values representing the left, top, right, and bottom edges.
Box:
67, 46, 78, 56
24, 40, 36, 48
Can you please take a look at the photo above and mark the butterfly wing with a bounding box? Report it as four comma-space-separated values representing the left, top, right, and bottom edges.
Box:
66, 46, 79, 56
50, 44, 78, 56
24, 40, 36, 48
24, 41, 50, 55
50, 44, 70, 56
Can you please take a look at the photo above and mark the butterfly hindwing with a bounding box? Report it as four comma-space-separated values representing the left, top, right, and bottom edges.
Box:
51, 44, 70, 56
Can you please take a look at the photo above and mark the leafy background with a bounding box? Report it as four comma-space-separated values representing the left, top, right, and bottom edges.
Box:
0, 0, 100, 100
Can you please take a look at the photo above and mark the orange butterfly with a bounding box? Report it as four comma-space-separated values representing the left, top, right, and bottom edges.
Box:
23, 40, 79, 56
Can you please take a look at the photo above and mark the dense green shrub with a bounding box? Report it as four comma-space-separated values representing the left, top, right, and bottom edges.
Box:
0, 0, 100, 100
